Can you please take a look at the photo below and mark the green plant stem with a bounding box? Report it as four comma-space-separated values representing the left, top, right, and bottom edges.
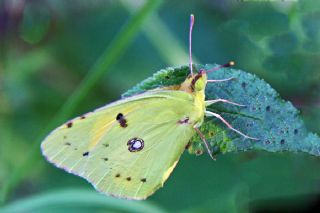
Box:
122, 0, 199, 65
0, 0, 161, 205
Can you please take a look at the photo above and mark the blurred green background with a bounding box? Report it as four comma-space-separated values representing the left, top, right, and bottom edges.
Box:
1, 0, 320, 212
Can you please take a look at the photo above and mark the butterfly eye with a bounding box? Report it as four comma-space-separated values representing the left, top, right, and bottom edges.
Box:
127, 137, 144, 152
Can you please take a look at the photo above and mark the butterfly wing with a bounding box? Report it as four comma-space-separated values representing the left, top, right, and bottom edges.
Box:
41, 90, 198, 200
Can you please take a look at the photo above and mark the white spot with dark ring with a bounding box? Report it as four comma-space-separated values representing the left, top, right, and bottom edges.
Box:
127, 137, 144, 152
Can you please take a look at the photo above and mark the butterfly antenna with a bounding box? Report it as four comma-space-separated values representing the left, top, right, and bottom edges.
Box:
205, 61, 235, 74
189, 14, 194, 75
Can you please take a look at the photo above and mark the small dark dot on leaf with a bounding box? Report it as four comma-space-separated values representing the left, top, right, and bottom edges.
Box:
266, 106, 271, 112
280, 139, 285, 144
83, 152, 89, 156
126, 177, 131, 181
246, 123, 253, 128
294, 129, 298, 135
196, 150, 203, 155
141, 178, 147, 183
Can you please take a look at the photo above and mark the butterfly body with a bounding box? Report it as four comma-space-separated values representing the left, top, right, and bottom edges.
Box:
41, 71, 208, 200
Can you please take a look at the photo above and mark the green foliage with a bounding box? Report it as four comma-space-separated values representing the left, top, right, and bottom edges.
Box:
0, 0, 161, 205
19, 4, 51, 44
1, 0, 320, 212
0, 189, 166, 213
124, 64, 320, 156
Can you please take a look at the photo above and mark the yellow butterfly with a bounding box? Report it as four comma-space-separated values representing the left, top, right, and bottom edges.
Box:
41, 14, 256, 200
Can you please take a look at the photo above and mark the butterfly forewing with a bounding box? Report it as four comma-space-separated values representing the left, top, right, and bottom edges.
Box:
41, 90, 197, 199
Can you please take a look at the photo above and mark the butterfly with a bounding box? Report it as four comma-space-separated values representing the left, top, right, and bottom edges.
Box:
41, 14, 257, 200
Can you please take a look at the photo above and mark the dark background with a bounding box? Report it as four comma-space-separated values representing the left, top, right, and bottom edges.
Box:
1, 0, 320, 212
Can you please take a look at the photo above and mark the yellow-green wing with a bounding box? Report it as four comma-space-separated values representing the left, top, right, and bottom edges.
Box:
41, 90, 198, 200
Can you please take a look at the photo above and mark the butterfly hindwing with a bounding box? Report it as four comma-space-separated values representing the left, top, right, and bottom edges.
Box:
41, 90, 197, 199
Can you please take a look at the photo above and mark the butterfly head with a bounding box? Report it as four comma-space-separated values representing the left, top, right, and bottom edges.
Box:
191, 69, 207, 92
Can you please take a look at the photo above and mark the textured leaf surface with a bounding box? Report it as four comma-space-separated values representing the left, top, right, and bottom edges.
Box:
123, 64, 320, 156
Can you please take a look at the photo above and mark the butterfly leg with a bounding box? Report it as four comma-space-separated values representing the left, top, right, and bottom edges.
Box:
194, 127, 216, 160
205, 111, 259, 140
205, 98, 245, 107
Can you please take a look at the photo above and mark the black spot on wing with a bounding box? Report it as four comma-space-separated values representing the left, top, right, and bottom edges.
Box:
141, 178, 147, 183
66, 122, 73, 128
65, 142, 71, 146
83, 152, 89, 157
178, 117, 189, 124
126, 177, 131, 181
116, 113, 124, 120
185, 142, 191, 150
116, 113, 128, 128
115, 173, 120, 178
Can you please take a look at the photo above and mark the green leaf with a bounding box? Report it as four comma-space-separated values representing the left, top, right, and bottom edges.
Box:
123, 64, 320, 156
0, 189, 166, 213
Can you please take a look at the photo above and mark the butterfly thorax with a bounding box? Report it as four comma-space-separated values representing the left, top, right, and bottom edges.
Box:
179, 70, 207, 127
